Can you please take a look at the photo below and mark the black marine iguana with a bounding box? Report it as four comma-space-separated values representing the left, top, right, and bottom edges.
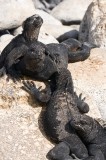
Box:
70, 102, 106, 160
0, 14, 44, 79
0, 14, 95, 81
22, 68, 90, 160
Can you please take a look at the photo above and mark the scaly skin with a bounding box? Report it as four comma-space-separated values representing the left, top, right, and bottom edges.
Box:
22, 68, 90, 160
70, 102, 106, 160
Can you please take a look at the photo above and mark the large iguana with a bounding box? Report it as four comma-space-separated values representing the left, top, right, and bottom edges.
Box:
22, 68, 90, 160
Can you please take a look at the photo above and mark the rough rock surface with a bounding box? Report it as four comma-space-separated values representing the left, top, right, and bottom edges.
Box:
0, 0, 36, 30
51, 0, 92, 24
70, 48, 106, 121
79, 0, 106, 48
0, 48, 105, 159
0, 77, 53, 160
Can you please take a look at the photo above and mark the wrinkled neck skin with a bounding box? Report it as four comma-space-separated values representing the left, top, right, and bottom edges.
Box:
23, 27, 40, 43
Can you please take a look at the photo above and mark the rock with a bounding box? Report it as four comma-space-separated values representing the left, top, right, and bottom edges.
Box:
0, 34, 14, 52
0, 77, 53, 160
35, 9, 62, 25
38, 31, 58, 44
69, 48, 106, 120
32, 0, 62, 11
0, 0, 36, 30
51, 0, 92, 25
41, 24, 79, 39
13, 26, 23, 36
32, 0, 46, 11
79, 0, 106, 48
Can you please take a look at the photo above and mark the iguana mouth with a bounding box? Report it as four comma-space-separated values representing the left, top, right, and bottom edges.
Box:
73, 123, 85, 132
31, 14, 43, 27
70, 119, 85, 132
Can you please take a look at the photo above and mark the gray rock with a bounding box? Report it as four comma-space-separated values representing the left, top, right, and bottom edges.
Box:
32, 0, 62, 11
13, 26, 23, 36
79, 0, 106, 48
38, 30, 58, 44
0, 34, 14, 52
32, 0, 46, 11
41, 24, 79, 39
51, 0, 92, 24
0, 0, 36, 30
35, 9, 62, 25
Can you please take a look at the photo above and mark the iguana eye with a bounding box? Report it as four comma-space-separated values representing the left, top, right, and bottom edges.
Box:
30, 48, 35, 53
80, 120, 87, 125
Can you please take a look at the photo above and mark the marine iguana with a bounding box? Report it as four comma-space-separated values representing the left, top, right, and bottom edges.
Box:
70, 103, 106, 159
22, 68, 90, 160
0, 14, 95, 81
0, 14, 44, 79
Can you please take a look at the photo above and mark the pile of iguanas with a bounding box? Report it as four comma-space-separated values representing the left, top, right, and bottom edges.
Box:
0, 14, 106, 160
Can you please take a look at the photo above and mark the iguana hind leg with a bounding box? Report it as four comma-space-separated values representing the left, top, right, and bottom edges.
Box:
47, 134, 89, 160
47, 142, 74, 160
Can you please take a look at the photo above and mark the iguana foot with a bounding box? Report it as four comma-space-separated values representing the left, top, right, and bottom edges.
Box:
22, 80, 40, 96
74, 92, 89, 113
22, 80, 51, 102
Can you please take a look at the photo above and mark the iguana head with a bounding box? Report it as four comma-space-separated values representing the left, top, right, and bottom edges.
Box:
22, 14, 43, 42
70, 114, 93, 139
23, 14, 43, 29
25, 42, 46, 71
